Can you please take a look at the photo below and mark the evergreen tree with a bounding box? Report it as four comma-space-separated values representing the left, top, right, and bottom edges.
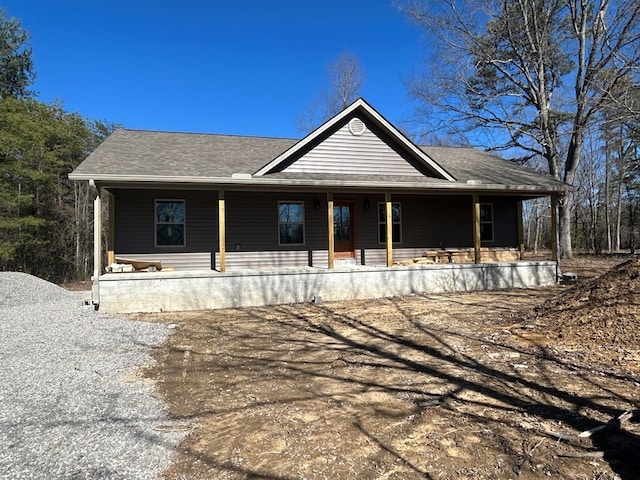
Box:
0, 9, 36, 98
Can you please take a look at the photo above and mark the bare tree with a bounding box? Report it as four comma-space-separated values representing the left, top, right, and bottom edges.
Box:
400, 0, 640, 258
298, 52, 364, 133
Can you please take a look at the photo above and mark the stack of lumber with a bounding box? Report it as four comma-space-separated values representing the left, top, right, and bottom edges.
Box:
395, 247, 520, 266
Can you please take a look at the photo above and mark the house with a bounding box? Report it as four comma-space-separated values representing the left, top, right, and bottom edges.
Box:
69, 99, 570, 313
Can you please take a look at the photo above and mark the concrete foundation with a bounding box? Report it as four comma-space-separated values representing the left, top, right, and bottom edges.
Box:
97, 261, 559, 313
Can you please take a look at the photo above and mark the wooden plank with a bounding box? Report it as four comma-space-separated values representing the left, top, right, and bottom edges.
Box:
218, 190, 226, 272
115, 257, 162, 270
118, 252, 211, 271
327, 192, 334, 269
472, 194, 481, 264
385, 192, 393, 267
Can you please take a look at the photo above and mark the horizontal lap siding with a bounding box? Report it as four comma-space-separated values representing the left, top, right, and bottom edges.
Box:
223, 192, 327, 269
116, 252, 212, 271
214, 251, 310, 270
483, 196, 518, 246
400, 195, 473, 248
283, 121, 424, 176
113, 189, 521, 270
225, 191, 328, 251
114, 189, 217, 254
364, 248, 427, 266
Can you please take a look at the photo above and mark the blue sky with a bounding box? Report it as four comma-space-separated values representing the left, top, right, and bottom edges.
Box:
3, 1, 428, 139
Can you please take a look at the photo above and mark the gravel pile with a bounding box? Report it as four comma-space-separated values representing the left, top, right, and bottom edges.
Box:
0, 272, 185, 479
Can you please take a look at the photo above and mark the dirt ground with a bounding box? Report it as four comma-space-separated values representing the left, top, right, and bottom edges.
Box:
135, 256, 640, 480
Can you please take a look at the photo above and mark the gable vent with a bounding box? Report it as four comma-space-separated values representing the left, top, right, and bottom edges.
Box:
348, 117, 366, 136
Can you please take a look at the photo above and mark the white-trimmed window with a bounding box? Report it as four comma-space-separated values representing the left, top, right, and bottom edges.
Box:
155, 200, 185, 246
378, 202, 402, 243
278, 201, 305, 245
480, 203, 494, 242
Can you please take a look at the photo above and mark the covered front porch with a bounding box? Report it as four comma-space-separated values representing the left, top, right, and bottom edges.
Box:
89, 188, 561, 312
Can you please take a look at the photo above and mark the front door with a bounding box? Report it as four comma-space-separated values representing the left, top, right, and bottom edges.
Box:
333, 202, 355, 258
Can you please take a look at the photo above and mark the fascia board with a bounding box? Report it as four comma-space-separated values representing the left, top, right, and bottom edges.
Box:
69, 172, 571, 195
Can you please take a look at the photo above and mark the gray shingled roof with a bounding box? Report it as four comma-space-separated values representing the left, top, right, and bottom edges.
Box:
70, 128, 569, 193
71, 129, 297, 178
420, 146, 564, 189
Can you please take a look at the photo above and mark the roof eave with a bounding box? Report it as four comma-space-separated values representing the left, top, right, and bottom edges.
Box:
69, 172, 570, 195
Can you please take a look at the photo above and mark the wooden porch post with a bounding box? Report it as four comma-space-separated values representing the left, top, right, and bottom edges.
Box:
327, 192, 334, 269
550, 194, 558, 262
385, 192, 393, 267
218, 190, 226, 272
472, 194, 481, 264
516, 200, 525, 260
92, 189, 102, 304
107, 190, 115, 265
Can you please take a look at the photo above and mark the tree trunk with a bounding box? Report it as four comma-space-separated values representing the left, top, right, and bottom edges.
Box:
615, 177, 623, 252
605, 151, 612, 253
558, 194, 572, 259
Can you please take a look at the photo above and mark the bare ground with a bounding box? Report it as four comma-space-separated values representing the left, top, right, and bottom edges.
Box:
135, 256, 640, 480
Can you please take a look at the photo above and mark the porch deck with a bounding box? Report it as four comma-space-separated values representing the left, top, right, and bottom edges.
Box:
95, 260, 559, 313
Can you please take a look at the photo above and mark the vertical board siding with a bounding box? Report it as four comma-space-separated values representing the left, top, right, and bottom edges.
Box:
282, 120, 424, 176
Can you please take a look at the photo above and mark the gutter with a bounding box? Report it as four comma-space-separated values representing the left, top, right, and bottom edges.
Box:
68, 173, 572, 194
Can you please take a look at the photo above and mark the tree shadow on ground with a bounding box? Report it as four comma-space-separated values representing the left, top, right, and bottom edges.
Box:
148, 290, 639, 479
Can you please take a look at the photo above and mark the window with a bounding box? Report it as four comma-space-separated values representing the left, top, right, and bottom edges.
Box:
480, 203, 494, 242
378, 202, 402, 243
155, 200, 185, 246
278, 202, 305, 245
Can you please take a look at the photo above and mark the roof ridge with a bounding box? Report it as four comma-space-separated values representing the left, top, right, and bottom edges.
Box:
118, 127, 299, 141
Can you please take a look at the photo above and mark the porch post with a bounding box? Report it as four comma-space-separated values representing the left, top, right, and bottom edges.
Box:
107, 190, 115, 265
327, 192, 334, 269
385, 192, 393, 267
472, 194, 481, 264
218, 190, 226, 272
550, 194, 558, 262
516, 200, 525, 260
92, 189, 102, 304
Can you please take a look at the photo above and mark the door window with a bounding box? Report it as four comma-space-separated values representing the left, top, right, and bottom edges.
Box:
333, 205, 351, 241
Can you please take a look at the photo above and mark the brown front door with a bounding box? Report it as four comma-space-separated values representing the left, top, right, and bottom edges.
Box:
333, 202, 355, 258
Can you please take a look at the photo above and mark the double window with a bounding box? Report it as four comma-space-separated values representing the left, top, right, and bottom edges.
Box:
480, 203, 494, 242
378, 202, 402, 243
155, 200, 185, 246
278, 202, 305, 245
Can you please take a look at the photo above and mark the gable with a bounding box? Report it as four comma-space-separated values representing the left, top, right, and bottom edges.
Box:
279, 117, 426, 177
254, 98, 456, 181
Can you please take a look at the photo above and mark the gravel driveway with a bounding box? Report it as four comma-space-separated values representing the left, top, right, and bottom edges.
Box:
0, 272, 184, 479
